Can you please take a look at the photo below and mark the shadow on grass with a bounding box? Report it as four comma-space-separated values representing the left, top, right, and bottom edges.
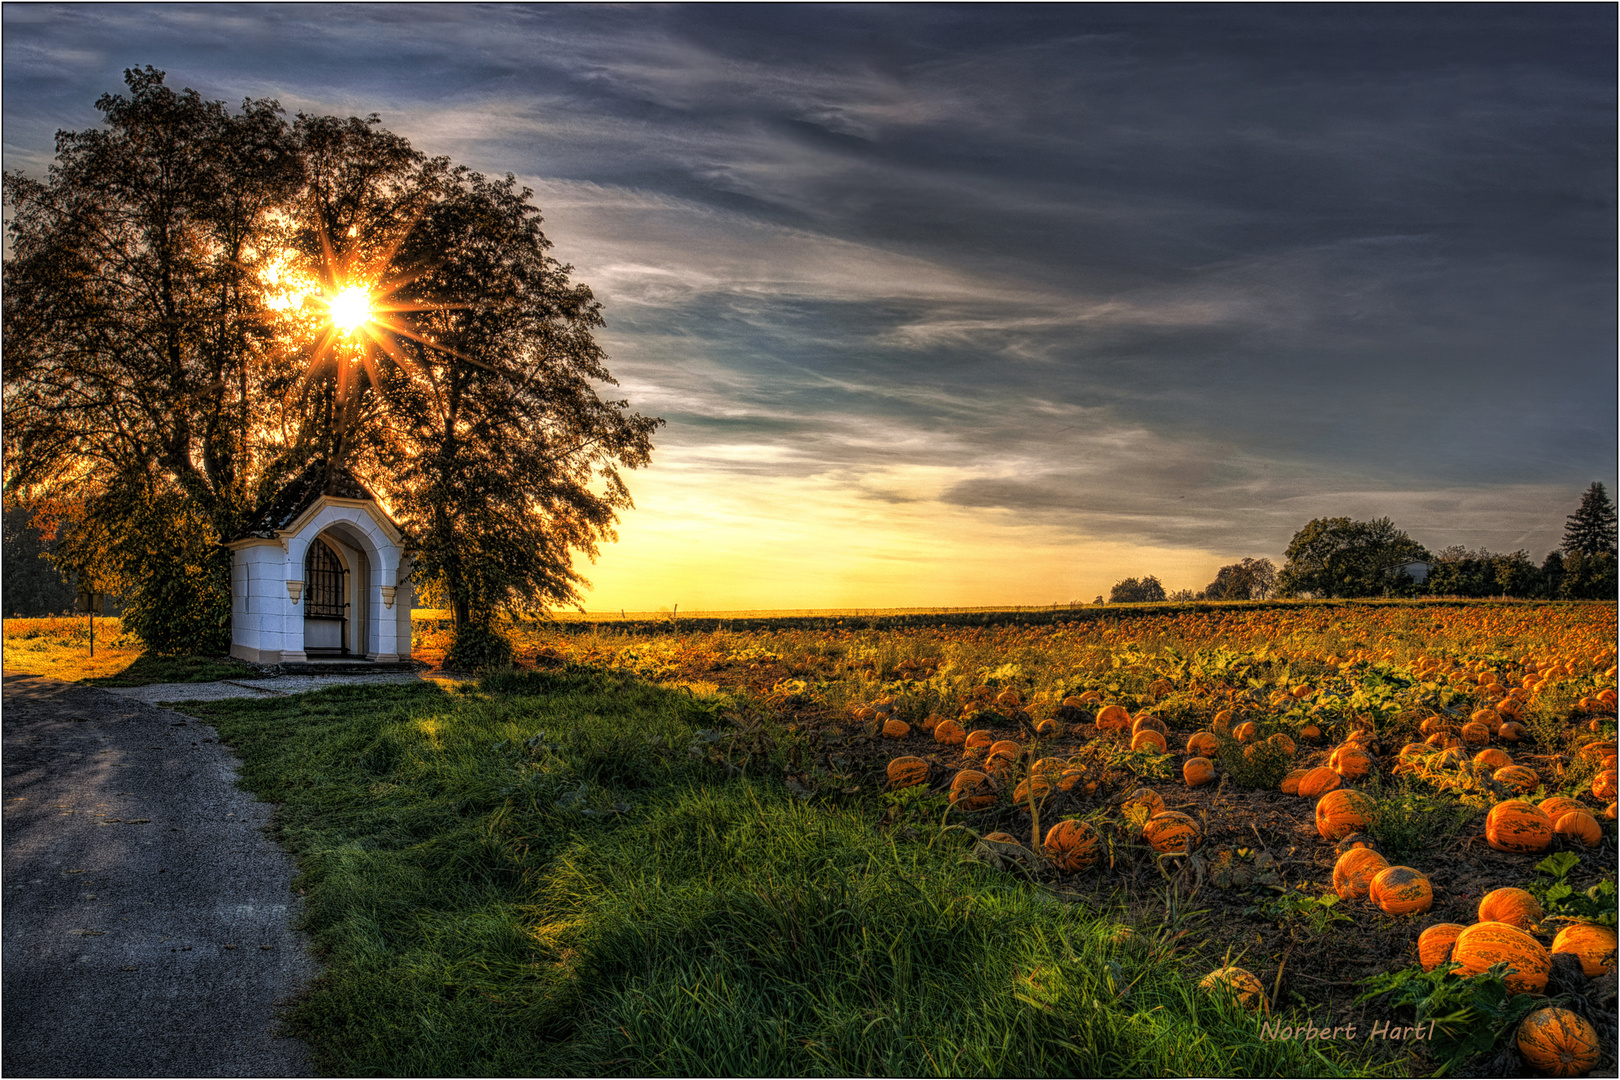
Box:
83, 653, 269, 687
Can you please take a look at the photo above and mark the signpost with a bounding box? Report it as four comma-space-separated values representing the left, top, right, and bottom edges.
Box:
75, 591, 102, 656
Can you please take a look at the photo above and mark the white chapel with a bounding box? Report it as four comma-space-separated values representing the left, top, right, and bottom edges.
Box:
227, 465, 414, 665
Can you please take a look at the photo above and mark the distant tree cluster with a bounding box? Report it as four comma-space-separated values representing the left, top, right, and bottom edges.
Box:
1273, 482, 1617, 600
1107, 483, 1616, 604
1206, 557, 1278, 601
1109, 576, 1166, 603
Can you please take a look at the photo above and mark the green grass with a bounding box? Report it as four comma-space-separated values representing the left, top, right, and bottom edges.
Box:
83, 652, 266, 686
184, 670, 1400, 1076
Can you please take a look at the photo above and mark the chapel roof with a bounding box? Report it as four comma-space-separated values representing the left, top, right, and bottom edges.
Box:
236, 462, 380, 539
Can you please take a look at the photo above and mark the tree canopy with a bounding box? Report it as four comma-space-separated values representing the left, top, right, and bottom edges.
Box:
3, 67, 660, 653
1276, 517, 1430, 599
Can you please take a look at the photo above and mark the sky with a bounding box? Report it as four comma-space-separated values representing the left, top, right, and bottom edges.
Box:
4, 4, 1615, 610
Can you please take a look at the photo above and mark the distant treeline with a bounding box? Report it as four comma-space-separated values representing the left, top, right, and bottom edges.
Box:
1111, 481, 1618, 604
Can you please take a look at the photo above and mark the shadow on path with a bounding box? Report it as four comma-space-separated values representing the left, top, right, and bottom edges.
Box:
2, 673, 319, 1077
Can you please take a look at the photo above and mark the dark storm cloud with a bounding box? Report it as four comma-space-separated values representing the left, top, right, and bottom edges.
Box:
4, 4, 1613, 565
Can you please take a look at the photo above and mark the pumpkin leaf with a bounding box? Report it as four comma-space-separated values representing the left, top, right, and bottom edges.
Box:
1357, 961, 1550, 1064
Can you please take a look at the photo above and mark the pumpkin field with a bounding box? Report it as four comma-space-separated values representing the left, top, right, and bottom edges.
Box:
408, 600, 1619, 1075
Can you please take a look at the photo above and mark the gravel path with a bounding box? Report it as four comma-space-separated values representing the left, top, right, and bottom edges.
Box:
103, 670, 435, 706
2, 673, 321, 1077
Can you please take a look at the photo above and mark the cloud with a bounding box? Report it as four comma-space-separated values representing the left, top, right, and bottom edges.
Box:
2, 6, 1611, 608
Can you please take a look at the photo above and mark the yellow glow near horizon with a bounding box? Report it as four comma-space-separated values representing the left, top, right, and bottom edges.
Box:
575, 457, 1230, 612
327, 286, 373, 334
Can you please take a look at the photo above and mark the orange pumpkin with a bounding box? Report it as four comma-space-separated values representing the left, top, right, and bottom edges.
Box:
1280, 768, 1311, 796
1186, 731, 1219, 757
1497, 721, 1524, 742
1471, 707, 1502, 728
987, 739, 1022, 762
1035, 718, 1063, 736
1056, 767, 1088, 793
1142, 811, 1200, 854
1268, 733, 1296, 757
1133, 715, 1168, 737
1369, 866, 1432, 915
886, 756, 930, 789
1122, 787, 1166, 816
1460, 720, 1491, 746
1538, 796, 1587, 822
1607, 801, 1618, 820
1579, 739, 1618, 766
1550, 923, 1617, 977
1013, 775, 1055, 807
1417, 923, 1466, 971
1332, 847, 1389, 901
1493, 765, 1540, 796
984, 753, 1020, 780
1315, 788, 1376, 840
1419, 716, 1449, 736
1148, 678, 1174, 697
1485, 800, 1554, 854
1553, 810, 1602, 847
964, 729, 995, 751
1516, 1007, 1601, 1077
948, 769, 996, 811
1297, 766, 1342, 799
1452, 921, 1550, 994
1478, 887, 1542, 930
1473, 748, 1513, 771
1095, 704, 1131, 730
934, 719, 967, 746
982, 831, 1020, 845
1199, 966, 1267, 1012
1031, 756, 1066, 779
1233, 722, 1258, 744
1330, 745, 1374, 779
882, 718, 911, 739
1593, 769, 1618, 801
995, 689, 1022, 709
1300, 724, 1322, 741
1211, 709, 1234, 734
1131, 729, 1169, 754
1043, 819, 1101, 871
1183, 757, 1216, 787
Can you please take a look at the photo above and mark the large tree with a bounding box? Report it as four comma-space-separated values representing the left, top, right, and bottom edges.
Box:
3, 68, 659, 655
3, 68, 302, 650
1562, 482, 1618, 559
1276, 517, 1430, 599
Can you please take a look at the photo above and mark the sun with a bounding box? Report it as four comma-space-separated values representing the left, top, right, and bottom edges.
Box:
326, 285, 374, 334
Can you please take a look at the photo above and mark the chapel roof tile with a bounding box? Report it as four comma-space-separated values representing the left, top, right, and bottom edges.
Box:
236, 462, 378, 539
